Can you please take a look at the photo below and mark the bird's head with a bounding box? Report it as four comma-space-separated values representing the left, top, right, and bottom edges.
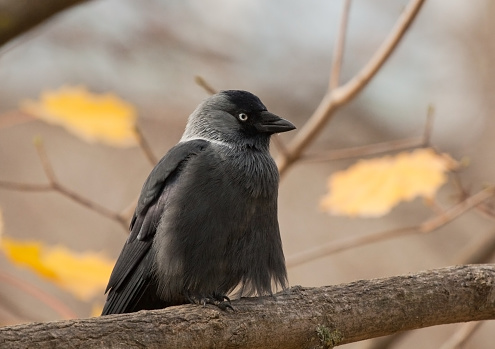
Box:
181, 90, 295, 149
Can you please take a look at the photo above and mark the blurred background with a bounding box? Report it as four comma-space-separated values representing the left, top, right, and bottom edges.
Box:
1, 0, 495, 347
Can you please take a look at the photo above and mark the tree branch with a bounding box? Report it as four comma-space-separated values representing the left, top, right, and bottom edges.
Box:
301, 105, 434, 162
0, 0, 92, 49
134, 124, 158, 165
287, 186, 495, 268
0, 139, 129, 231
329, 0, 352, 90
276, 0, 425, 176
194, 75, 217, 95
0, 265, 494, 348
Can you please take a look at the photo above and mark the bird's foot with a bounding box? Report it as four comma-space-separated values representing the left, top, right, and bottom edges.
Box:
186, 292, 234, 311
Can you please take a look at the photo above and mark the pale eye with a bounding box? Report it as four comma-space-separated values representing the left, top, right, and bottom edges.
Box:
238, 113, 249, 121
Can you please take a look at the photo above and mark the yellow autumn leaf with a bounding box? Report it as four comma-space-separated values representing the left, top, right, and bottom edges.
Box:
21, 86, 138, 147
1, 237, 57, 279
320, 148, 457, 217
1, 236, 114, 301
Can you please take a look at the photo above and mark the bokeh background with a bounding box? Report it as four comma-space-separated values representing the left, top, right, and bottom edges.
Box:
1, 0, 495, 347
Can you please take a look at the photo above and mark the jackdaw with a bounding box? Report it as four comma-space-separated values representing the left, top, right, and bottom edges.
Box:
102, 90, 295, 315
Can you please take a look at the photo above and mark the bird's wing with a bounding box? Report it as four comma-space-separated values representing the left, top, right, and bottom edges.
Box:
101, 139, 209, 315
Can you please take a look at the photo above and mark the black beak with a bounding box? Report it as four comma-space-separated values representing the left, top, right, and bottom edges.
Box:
255, 111, 296, 134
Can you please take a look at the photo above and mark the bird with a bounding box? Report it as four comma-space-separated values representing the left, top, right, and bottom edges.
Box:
101, 90, 295, 315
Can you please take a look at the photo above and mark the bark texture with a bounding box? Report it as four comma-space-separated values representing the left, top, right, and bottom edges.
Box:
0, 264, 494, 348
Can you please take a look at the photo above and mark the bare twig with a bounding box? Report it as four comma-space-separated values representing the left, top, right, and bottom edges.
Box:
474, 201, 495, 222
302, 105, 434, 162
120, 198, 137, 227
0, 271, 77, 320
286, 186, 495, 268
0, 110, 34, 130
439, 322, 484, 349
134, 124, 158, 165
451, 172, 495, 222
194, 75, 217, 95
301, 136, 423, 162
34, 140, 127, 227
450, 171, 469, 200
51, 182, 128, 229
423, 105, 435, 146
0, 181, 52, 191
33, 138, 57, 183
0, 139, 128, 231
277, 0, 425, 176
329, 0, 352, 90
271, 135, 290, 158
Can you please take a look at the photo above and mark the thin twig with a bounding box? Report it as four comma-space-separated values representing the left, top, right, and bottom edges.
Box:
450, 171, 469, 201
329, 0, 352, 90
301, 105, 434, 163
450, 172, 495, 222
1, 141, 131, 231
277, 0, 425, 176
194, 75, 217, 95
0, 181, 52, 192
0, 270, 78, 320
439, 322, 484, 349
301, 136, 423, 162
33, 138, 57, 183
271, 135, 290, 158
423, 105, 435, 146
134, 124, 158, 165
301, 104, 435, 163
474, 201, 495, 222
0, 110, 34, 131
33, 139, 128, 230
0, 293, 37, 324
120, 198, 137, 228
52, 182, 128, 229
286, 186, 495, 268
424, 197, 446, 216
0, 178, 128, 228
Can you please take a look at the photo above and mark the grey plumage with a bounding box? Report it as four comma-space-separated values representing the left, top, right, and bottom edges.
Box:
102, 90, 295, 315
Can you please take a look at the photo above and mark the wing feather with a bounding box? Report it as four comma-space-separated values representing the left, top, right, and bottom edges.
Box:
101, 139, 208, 315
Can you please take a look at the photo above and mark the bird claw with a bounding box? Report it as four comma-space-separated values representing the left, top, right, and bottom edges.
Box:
186, 292, 234, 311
216, 300, 234, 311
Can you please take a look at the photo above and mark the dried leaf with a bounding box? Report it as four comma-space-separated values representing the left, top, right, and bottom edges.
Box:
1, 238, 57, 279
1, 236, 114, 301
320, 148, 457, 217
21, 86, 138, 147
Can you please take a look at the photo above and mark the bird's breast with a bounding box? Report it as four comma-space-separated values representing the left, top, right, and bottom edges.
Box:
222, 147, 279, 199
